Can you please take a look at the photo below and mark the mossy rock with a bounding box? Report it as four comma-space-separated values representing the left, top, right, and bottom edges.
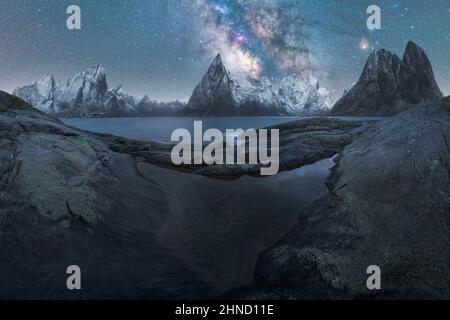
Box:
0, 90, 45, 115
9, 95, 32, 109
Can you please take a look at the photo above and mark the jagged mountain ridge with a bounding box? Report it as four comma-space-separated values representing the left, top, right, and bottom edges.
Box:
183, 54, 332, 116
331, 41, 443, 116
13, 65, 184, 117
135, 94, 185, 116
14, 65, 135, 116
16, 41, 440, 118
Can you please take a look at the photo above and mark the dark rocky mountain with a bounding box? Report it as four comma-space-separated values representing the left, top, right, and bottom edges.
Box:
185, 54, 236, 116
135, 94, 184, 116
183, 54, 331, 116
331, 41, 443, 116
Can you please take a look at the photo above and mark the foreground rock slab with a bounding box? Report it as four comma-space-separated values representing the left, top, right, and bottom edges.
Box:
0, 91, 212, 299
1, 91, 363, 298
233, 98, 450, 299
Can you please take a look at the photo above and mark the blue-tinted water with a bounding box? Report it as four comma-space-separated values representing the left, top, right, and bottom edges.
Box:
62, 116, 383, 142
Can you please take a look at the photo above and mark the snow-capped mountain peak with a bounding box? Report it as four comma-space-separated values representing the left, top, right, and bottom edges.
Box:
12, 74, 59, 113
277, 73, 332, 115
35, 74, 58, 99
184, 54, 331, 116
14, 65, 134, 116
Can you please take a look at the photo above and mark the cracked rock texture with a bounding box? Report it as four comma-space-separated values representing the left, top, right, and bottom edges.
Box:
0, 91, 211, 299
232, 98, 450, 299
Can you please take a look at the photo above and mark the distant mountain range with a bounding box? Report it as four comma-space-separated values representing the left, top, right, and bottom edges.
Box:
331, 41, 443, 116
183, 54, 332, 116
14, 59, 332, 117
13, 41, 443, 117
13, 65, 184, 117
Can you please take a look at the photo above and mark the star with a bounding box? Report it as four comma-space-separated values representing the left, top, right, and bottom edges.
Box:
1, 0, 450, 101
359, 38, 370, 51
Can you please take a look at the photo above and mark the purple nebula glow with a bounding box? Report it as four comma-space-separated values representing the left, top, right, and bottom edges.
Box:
233, 34, 247, 44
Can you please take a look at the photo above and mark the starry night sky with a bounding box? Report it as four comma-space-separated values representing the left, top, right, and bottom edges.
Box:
0, 0, 449, 101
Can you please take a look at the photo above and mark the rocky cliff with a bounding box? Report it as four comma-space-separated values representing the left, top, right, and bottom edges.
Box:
331, 41, 443, 116
0, 91, 211, 298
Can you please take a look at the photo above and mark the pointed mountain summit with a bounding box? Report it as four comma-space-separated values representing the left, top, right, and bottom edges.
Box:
36, 74, 57, 94
136, 94, 155, 114
59, 64, 109, 108
399, 41, 443, 102
331, 41, 443, 116
184, 54, 237, 116
13, 74, 59, 113
207, 53, 227, 78
184, 54, 331, 116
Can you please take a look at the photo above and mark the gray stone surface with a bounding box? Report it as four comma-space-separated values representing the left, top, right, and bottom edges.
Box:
0, 91, 345, 298
233, 98, 450, 299
0, 92, 211, 299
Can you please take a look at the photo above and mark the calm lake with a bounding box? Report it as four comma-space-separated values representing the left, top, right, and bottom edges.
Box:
61, 116, 383, 143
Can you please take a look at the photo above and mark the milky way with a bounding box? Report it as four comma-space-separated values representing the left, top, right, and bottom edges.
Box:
188, 0, 318, 78
0, 0, 449, 101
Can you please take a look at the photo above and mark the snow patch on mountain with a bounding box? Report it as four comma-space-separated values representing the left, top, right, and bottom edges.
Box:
184, 54, 332, 116
14, 65, 136, 116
